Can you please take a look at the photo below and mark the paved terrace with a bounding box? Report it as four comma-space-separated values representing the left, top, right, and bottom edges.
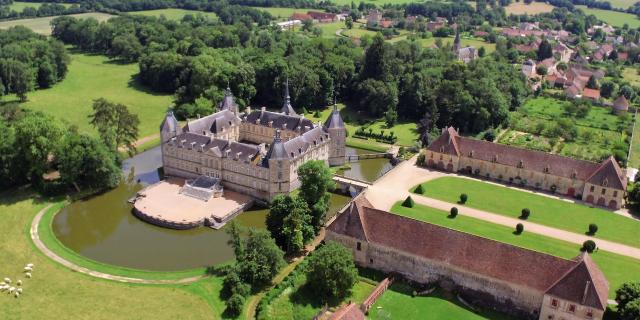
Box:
366, 157, 640, 260
133, 178, 252, 229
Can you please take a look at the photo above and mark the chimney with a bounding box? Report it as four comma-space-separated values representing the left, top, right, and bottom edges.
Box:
261, 106, 266, 112
180, 139, 186, 148
283, 123, 287, 130
199, 144, 205, 152
581, 281, 591, 305
190, 142, 196, 149
225, 149, 231, 157
268, 121, 273, 127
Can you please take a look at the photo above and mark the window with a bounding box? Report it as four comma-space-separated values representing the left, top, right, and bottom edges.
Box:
601, 188, 606, 195
586, 310, 593, 318
369, 258, 373, 264
547, 315, 554, 320
614, 191, 618, 197
590, 186, 595, 192
356, 242, 362, 251
568, 304, 576, 313
551, 299, 558, 308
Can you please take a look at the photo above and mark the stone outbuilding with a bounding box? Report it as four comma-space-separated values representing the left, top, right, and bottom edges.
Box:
612, 95, 629, 115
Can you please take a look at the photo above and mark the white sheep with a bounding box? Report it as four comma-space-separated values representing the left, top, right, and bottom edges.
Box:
4, 278, 10, 283
14, 292, 19, 298
16, 288, 22, 294
25, 273, 31, 279
16, 280, 22, 286
23, 267, 32, 272
8, 287, 15, 294
26, 263, 33, 268
0, 286, 7, 292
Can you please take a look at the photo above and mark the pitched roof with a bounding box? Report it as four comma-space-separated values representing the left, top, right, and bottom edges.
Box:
281, 79, 297, 115
427, 127, 625, 189
283, 126, 329, 158
545, 253, 609, 310
219, 87, 238, 114
582, 88, 600, 100
324, 104, 345, 129
160, 111, 180, 138
184, 110, 240, 135
613, 95, 629, 111
328, 199, 578, 292
262, 129, 287, 166
245, 110, 314, 132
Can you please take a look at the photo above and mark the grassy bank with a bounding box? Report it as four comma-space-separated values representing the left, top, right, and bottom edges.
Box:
578, 6, 640, 28
128, 8, 218, 20
414, 176, 640, 248
0, 12, 114, 35
391, 202, 640, 298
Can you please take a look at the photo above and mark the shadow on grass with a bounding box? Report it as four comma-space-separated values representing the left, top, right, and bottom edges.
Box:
127, 75, 174, 98
0, 185, 62, 208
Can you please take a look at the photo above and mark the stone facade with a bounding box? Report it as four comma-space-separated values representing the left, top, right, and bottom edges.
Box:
160, 86, 345, 202
326, 194, 609, 320
425, 127, 626, 209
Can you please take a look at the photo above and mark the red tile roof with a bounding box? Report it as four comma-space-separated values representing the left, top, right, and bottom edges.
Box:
582, 88, 600, 100
546, 253, 609, 310
291, 12, 312, 21
427, 128, 626, 189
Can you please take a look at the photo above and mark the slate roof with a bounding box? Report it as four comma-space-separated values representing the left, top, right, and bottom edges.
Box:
262, 130, 287, 166
613, 95, 629, 111
160, 111, 180, 137
245, 110, 314, 131
324, 104, 345, 129
427, 127, 626, 189
219, 87, 238, 114
328, 196, 609, 310
283, 126, 330, 158
281, 79, 296, 115
172, 132, 259, 161
184, 110, 240, 135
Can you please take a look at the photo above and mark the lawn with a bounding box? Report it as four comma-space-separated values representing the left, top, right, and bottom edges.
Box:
370, 284, 514, 320
414, 176, 640, 248
389, 35, 497, 53
622, 67, 640, 87
578, 6, 640, 28
331, 0, 422, 5
0, 12, 114, 35
128, 8, 218, 21
6, 1, 72, 11
391, 202, 640, 298
251, 6, 314, 21
0, 189, 225, 319
504, 2, 555, 15
508, 96, 632, 162
630, 111, 640, 168
599, 0, 637, 10
8, 52, 172, 138
342, 25, 378, 39
305, 103, 417, 147
317, 21, 345, 38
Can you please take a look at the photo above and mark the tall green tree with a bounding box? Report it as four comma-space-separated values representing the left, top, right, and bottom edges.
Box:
89, 98, 140, 155
306, 242, 358, 301
536, 39, 553, 61
237, 229, 285, 288
13, 112, 65, 183
297, 160, 335, 231
267, 195, 314, 254
361, 33, 389, 81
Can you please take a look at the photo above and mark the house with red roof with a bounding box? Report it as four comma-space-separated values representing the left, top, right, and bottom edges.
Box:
327, 193, 610, 320
582, 87, 601, 100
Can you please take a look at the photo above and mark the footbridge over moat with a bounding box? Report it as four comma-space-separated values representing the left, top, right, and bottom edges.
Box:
333, 175, 371, 194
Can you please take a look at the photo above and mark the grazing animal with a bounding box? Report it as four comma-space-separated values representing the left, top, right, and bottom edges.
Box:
4, 278, 10, 283
16, 288, 22, 294
25, 273, 31, 279
14, 292, 19, 298
23, 267, 32, 272
0, 286, 7, 292
26, 263, 33, 268
16, 280, 22, 286
8, 287, 15, 294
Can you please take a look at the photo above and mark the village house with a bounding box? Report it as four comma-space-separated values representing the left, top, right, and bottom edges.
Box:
522, 59, 537, 78
553, 42, 573, 62
612, 95, 630, 115
327, 194, 610, 320
366, 9, 382, 28
425, 127, 626, 209
160, 83, 346, 202
307, 11, 338, 23
453, 31, 478, 63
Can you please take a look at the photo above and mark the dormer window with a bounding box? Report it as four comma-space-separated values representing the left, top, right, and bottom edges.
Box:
571, 170, 577, 179
492, 155, 498, 163
602, 178, 608, 187
586, 309, 593, 318
543, 166, 550, 173
468, 150, 474, 157
517, 160, 524, 168
290, 152, 294, 157
568, 304, 576, 313
551, 299, 558, 308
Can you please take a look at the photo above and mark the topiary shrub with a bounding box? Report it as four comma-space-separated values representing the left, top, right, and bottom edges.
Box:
416, 153, 426, 166
588, 223, 598, 235
515, 223, 524, 235
582, 240, 597, 253
520, 208, 530, 220
459, 193, 468, 204
402, 196, 415, 208
450, 207, 458, 218
414, 184, 424, 194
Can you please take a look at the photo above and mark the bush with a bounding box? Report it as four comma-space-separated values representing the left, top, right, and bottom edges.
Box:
402, 196, 415, 208
414, 184, 424, 194
550, 185, 557, 193
588, 223, 598, 235
416, 153, 426, 166
515, 223, 524, 234
582, 240, 597, 253
225, 293, 245, 317
520, 208, 530, 220
450, 207, 458, 218
459, 193, 468, 204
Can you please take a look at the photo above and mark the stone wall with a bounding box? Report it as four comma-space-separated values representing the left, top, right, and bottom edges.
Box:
539, 294, 604, 320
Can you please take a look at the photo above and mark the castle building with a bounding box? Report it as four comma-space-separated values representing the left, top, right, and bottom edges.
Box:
160, 84, 346, 202
327, 194, 609, 320
425, 127, 626, 209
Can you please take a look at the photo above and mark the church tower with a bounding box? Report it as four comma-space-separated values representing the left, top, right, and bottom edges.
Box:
324, 101, 346, 166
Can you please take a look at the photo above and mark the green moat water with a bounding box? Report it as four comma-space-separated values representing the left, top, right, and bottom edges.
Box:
52, 147, 389, 271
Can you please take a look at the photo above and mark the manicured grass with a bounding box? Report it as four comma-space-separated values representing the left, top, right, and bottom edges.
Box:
391, 202, 640, 298
331, 0, 421, 5
0, 189, 222, 319
7, 1, 72, 11
128, 8, 218, 20
623, 67, 640, 87
370, 284, 514, 320
606, 0, 638, 9
504, 2, 555, 15
317, 21, 345, 38
9, 52, 172, 138
389, 35, 496, 53
0, 12, 114, 35
346, 137, 390, 153
629, 110, 640, 168
414, 176, 640, 248
578, 6, 640, 28
342, 25, 378, 39
251, 6, 313, 21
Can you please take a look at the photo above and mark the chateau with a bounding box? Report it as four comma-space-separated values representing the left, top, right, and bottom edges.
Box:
159, 84, 346, 202
425, 127, 626, 209
327, 194, 610, 320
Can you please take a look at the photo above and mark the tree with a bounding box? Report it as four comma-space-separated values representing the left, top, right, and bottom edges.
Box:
225, 293, 245, 317
56, 131, 120, 191
414, 184, 424, 194
478, 46, 486, 57
402, 196, 415, 208
306, 242, 358, 301
537, 39, 552, 61
600, 80, 616, 99
361, 34, 389, 81
619, 299, 640, 320
459, 193, 468, 204
384, 107, 398, 127
586, 75, 599, 90
582, 240, 596, 253
520, 208, 530, 220
302, 19, 314, 32
450, 207, 458, 218
588, 223, 598, 235
237, 229, 285, 288
620, 85, 636, 100
266, 195, 314, 254
515, 223, 524, 234
89, 98, 140, 155
345, 16, 353, 29
536, 65, 548, 76
13, 112, 65, 183
0, 59, 35, 101
297, 160, 335, 231
616, 282, 640, 311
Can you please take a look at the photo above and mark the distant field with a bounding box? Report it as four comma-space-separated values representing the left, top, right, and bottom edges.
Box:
6, 1, 72, 11
342, 25, 378, 39
331, 0, 423, 5
318, 21, 345, 38
251, 6, 314, 20
0, 12, 114, 35
606, 0, 637, 9
578, 6, 640, 28
389, 35, 496, 53
128, 8, 217, 21
11, 52, 172, 138
623, 67, 640, 87
505, 2, 555, 15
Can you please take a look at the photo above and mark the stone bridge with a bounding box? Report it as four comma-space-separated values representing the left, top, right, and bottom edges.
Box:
333, 175, 371, 195
345, 152, 393, 163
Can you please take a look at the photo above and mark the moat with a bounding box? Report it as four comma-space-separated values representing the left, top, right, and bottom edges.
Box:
52, 146, 390, 271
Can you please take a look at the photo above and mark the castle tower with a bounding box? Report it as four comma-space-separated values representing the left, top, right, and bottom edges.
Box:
219, 86, 238, 115
324, 101, 346, 166
281, 78, 297, 116
263, 129, 291, 199
160, 110, 181, 143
